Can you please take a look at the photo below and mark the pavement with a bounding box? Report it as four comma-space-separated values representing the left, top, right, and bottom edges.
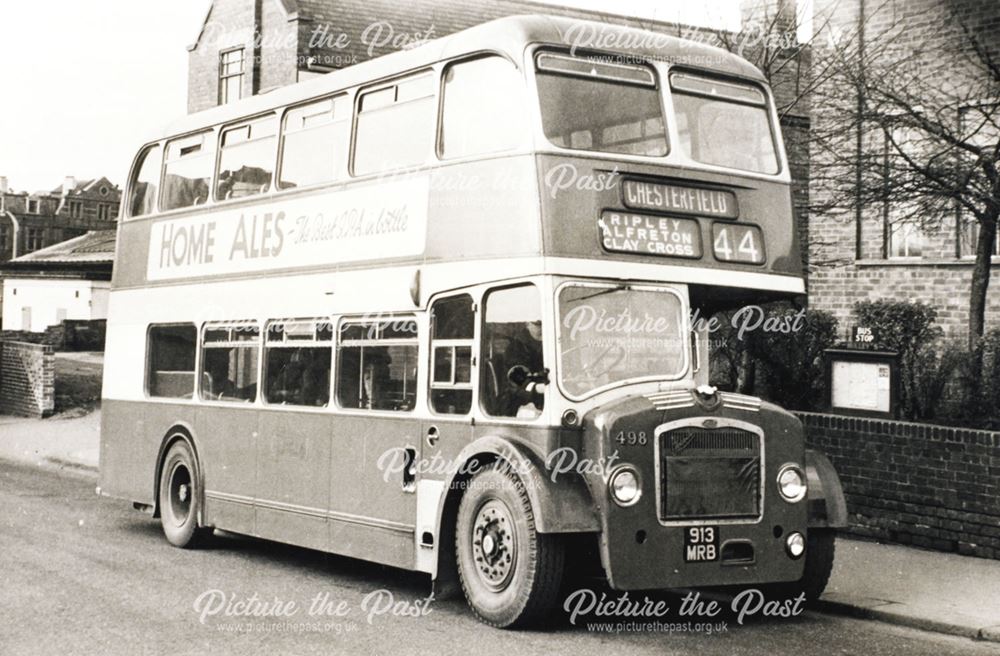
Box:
1, 408, 998, 644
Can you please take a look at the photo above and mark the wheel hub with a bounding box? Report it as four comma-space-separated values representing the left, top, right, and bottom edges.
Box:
472, 500, 517, 591
168, 464, 193, 526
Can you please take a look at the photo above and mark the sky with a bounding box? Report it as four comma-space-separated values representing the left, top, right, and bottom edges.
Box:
0, 0, 764, 193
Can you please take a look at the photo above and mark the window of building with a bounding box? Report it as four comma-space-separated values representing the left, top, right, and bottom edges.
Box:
127, 144, 162, 218
219, 48, 245, 105
68, 201, 83, 219
97, 204, 111, 221
880, 122, 927, 259
264, 319, 333, 407
0, 225, 9, 254
25, 228, 44, 252
960, 219, 1000, 259
354, 73, 436, 175
278, 95, 350, 189
200, 322, 260, 402
430, 295, 475, 414
161, 132, 214, 211
440, 56, 528, 159
147, 324, 198, 398
217, 116, 277, 200
26, 198, 39, 214
336, 318, 418, 411
480, 284, 544, 419
887, 220, 925, 258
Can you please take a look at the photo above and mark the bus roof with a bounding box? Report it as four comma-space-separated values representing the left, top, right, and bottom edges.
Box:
161, 14, 764, 140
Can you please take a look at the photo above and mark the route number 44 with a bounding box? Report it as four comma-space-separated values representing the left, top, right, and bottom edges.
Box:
712, 224, 765, 264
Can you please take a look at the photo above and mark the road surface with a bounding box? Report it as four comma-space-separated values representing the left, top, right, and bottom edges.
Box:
2, 461, 998, 656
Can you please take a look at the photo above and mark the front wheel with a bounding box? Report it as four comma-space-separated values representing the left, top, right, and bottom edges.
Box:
456, 462, 565, 628
158, 441, 212, 548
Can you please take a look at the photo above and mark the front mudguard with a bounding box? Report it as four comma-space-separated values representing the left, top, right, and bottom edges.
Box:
435, 435, 600, 535
805, 449, 848, 528
430, 435, 599, 598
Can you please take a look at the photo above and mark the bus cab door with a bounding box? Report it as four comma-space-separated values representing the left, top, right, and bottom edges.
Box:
415, 293, 478, 573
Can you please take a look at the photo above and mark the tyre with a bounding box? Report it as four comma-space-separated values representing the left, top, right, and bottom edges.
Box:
158, 440, 211, 548
767, 528, 836, 603
456, 462, 565, 628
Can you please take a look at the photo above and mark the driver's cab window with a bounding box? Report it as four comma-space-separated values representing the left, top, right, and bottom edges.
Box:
430, 294, 475, 414
480, 285, 546, 418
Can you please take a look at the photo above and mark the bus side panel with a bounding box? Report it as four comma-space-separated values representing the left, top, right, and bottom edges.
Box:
425, 156, 541, 263
327, 414, 421, 571
98, 399, 197, 508
197, 405, 258, 536
255, 411, 331, 552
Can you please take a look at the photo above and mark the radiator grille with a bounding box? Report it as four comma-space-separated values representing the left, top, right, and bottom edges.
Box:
659, 427, 761, 521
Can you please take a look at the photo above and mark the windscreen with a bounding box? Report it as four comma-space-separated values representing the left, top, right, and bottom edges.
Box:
558, 284, 687, 398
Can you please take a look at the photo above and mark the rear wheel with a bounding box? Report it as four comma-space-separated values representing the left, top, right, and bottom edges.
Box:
456, 462, 565, 628
158, 441, 211, 548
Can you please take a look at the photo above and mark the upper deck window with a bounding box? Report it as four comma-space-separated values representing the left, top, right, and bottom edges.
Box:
278, 95, 350, 189
216, 116, 277, 201
440, 56, 528, 158
161, 132, 215, 211
535, 53, 667, 157
127, 144, 161, 218
670, 73, 779, 174
354, 73, 436, 175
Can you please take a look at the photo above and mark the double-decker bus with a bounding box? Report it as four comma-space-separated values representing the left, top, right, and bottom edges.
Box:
99, 15, 847, 628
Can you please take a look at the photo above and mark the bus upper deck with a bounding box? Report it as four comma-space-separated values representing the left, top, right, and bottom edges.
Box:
113, 15, 802, 307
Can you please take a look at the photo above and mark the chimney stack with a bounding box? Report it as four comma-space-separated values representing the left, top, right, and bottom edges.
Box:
0, 176, 7, 194
63, 176, 77, 195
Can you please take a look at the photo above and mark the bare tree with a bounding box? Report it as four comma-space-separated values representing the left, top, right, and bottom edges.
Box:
811, 1, 1000, 349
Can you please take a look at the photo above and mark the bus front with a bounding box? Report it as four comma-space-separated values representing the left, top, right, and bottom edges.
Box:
523, 44, 845, 598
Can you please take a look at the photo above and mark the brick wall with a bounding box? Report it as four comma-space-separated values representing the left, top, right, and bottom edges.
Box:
0, 319, 105, 351
800, 412, 1000, 560
0, 341, 55, 417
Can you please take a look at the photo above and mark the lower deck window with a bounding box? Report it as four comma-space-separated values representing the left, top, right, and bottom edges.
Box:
147, 324, 197, 398
264, 320, 332, 407
337, 319, 417, 411
201, 323, 260, 402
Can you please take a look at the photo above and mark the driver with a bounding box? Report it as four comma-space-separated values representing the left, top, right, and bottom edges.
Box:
505, 320, 546, 418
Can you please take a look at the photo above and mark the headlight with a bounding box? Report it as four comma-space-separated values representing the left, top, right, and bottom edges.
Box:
777, 464, 807, 503
786, 532, 806, 558
609, 467, 641, 506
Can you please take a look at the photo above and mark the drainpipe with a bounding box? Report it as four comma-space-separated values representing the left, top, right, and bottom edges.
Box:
4, 211, 19, 259
854, 0, 866, 260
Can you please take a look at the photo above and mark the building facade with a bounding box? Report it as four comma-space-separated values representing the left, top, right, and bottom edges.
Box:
0, 176, 121, 263
808, 0, 1000, 342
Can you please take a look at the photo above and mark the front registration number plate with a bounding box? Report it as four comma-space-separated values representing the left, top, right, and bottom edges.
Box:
684, 526, 719, 562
